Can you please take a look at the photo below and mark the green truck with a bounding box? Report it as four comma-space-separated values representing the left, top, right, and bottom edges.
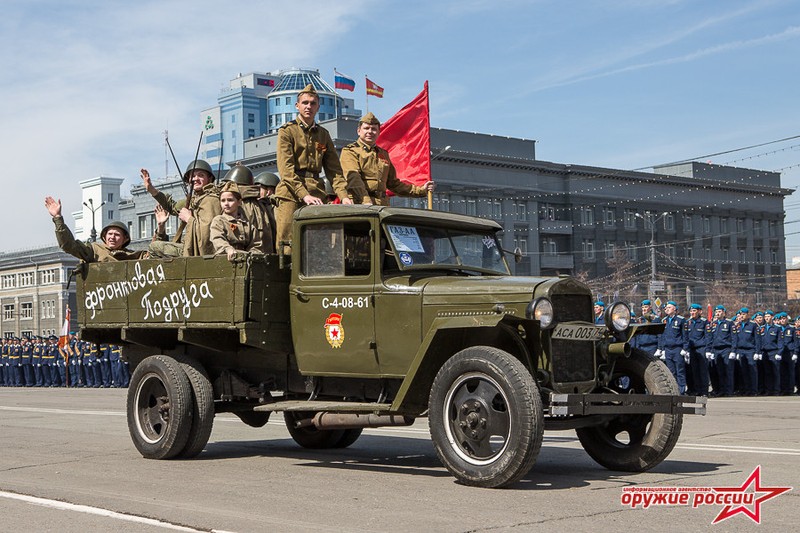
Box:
76, 205, 705, 488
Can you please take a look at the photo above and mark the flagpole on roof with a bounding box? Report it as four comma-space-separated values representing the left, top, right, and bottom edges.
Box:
333, 68, 339, 119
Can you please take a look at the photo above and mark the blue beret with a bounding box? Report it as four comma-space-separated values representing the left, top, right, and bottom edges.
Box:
641, 299, 651, 305
738, 307, 749, 314
714, 305, 725, 311
774, 312, 785, 319
690, 303, 702, 310
753, 311, 764, 317
765, 309, 774, 315
595, 301, 605, 307
69, 331, 76, 335
666, 300, 677, 307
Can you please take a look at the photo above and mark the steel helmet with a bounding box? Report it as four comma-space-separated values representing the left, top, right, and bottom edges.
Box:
222, 164, 254, 185
100, 221, 131, 247
183, 159, 214, 182
254, 172, 280, 188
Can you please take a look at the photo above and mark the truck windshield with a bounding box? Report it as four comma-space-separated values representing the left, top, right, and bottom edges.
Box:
384, 223, 510, 275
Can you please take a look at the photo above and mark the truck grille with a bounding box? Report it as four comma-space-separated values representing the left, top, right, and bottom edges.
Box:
550, 293, 595, 383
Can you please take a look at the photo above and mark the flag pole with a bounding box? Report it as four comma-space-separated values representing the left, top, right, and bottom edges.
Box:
364, 75, 369, 113
426, 81, 432, 210
333, 68, 339, 119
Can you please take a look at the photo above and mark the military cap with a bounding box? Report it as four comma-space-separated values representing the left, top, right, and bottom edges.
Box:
254, 172, 280, 188
101, 221, 131, 247
358, 112, 381, 126
183, 159, 214, 182
48, 335, 58, 341
714, 304, 725, 311
69, 331, 75, 335
775, 312, 786, 319
795, 315, 800, 322
220, 181, 242, 198
667, 300, 677, 307
594, 301, 605, 307
753, 311, 764, 317
641, 299, 651, 305
765, 309, 774, 315
299, 83, 318, 96
690, 303, 702, 310
738, 307, 749, 314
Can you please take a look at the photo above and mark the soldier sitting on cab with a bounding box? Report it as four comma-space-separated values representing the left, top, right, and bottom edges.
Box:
44, 197, 147, 262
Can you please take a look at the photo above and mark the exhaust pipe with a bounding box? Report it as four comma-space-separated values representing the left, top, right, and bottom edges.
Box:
304, 412, 415, 430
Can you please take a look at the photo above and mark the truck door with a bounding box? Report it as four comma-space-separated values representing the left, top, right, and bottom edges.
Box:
290, 220, 379, 375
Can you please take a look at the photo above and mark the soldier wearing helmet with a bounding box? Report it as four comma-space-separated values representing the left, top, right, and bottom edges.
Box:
44, 197, 146, 262
141, 161, 221, 256
254, 172, 279, 248
274, 83, 351, 254
222, 163, 274, 253
340, 112, 435, 206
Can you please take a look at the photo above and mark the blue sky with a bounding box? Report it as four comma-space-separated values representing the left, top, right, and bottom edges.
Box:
2, 0, 799, 257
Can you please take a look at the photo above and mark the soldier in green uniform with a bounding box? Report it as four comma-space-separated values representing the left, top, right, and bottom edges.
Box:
222, 164, 275, 253
274, 83, 351, 253
340, 112, 435, 206
44, 197, 146, 262
210, 182, 267, 259
141, 161, 221, 256
254, 172, 279, 248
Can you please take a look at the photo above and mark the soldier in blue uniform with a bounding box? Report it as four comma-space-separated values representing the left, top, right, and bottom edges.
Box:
119, 346, 130, 388
777, 313, 796, 396
109, 344, 122, 387
733, 308, 761, 396
40, 336, 53, 386
9, 338, 22, 386
707, 305, 736, 397
66, 333, 80, 387
657, 301, 689, 394
80, 340, 93, 387
98, 343, 112, 387
0, 338, 8, 386
593, 301, 605, 325
685, 303, 709, 396
634, 300, 660, 357
21, 337, 34, 387
48, 336, 63, 387
758, 310, 782, 396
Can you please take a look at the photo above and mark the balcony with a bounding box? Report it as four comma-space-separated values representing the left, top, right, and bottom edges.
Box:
539, 220, 573, 235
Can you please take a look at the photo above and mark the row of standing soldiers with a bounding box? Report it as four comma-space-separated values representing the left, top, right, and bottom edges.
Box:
0, 335, 129, 388
629, 300, 798, 397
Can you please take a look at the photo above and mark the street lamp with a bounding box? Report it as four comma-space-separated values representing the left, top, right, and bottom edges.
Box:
82, 198, 106, 242
635, 211, 669, 281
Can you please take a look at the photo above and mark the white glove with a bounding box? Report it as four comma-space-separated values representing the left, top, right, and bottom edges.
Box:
775, 354, 782, 361
657, 350, 666, 360
735, 353, 741, 360
680, 349, 690, 363
728, 352, 736, 360
753, 353, 761, 361
793, 354, 798, 362
706, 352, 714, 360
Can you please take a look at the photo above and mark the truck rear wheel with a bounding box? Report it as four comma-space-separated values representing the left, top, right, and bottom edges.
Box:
127, 355, 192, 459
428, 346, 543, 488
284, 412, 346, 449
576, 348, 683, 472
175, 356, 214, 459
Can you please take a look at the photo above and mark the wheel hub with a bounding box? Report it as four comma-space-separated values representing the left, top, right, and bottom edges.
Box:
459, 400, 488, 440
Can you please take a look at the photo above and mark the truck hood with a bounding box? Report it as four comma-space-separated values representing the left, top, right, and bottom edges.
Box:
418, 276, 549, 305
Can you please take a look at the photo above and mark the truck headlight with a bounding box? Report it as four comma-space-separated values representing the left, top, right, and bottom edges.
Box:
604, 302, 631, 332
526, 297, 554, 329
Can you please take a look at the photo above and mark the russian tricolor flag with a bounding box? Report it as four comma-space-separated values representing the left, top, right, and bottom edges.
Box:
335, 71, 355, 91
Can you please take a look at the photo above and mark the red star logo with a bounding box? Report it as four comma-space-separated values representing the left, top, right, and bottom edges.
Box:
712, 466, 792, 524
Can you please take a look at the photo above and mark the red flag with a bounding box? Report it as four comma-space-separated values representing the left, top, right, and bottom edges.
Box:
379, 81, 430, 187
366, 77, 384, 98
58, 305, 71, 349
707, 303, 713, 321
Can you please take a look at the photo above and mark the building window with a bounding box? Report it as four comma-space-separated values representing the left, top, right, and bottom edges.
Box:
753, 220, 762, 237
40, 269, 57, 284
1, 274, 15, 289
540, 204, 555, 221
771, 249, 778, 263
721, 247, 729, 261
138, 215, 147, 239
21, 302, 33, 320
720, 217, 729, 234
285, 113, 293, 123
682, 214, 693, 233
232, 130, 236, 138
755, 249, 762, 262
582, 239, 595, 260
604, 241, 615, 258
624, 241, 638, 261
663, 213, 675, 231
231, 115, 236, 123
542, 238, 557, 256
107, 193, 114, 202
108, 209, 114, 220
666, 245, 676, 260
769, 220, 777, 237
18, 272, 33, 287
491, 200, 502, 220
465, 197, 477, 216
514, 237, 528, 254
703, 216, 711, 234
739, 249, 746, 262
704, 247, 711, 260
433, 193, 450, 212
248, 113, 255, 123
248, 129, 255, 138
580, 207, 594, 226
624, 209, 636, 229
686, 246, 694, 260
285, 96, 291, 105
2, 304, 13, 320
737, 218, 745, 233
602, 208, 615, 227
515, 202, 527, 221
41, 300, 56, 319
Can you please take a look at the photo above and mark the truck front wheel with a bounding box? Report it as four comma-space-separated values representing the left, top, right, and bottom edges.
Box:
127, 355, 193, 459
428, 346, 543, 488
576, 348, 683, 472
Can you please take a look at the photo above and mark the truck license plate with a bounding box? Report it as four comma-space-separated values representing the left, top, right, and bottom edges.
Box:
551, 323, 604, 341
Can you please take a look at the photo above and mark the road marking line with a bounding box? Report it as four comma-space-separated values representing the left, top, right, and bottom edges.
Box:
0, 406, 124, 416
0, 490, 231, 532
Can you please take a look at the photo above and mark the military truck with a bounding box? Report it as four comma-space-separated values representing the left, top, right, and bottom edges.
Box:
76, 205, 705, 488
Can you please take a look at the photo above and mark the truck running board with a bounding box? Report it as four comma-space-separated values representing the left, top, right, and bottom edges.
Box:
254, 400, 394, 414
549, 393, 707, 416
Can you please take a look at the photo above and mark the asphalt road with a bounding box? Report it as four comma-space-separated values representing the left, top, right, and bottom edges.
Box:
1, 388, 798, 532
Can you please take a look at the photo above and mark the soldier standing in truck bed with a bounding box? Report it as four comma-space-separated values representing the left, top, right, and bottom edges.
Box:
141, 162, 221, 256
274, 83, 351, 253
340, 112, 434, 205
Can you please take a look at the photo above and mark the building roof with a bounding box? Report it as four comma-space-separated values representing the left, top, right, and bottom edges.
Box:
272, 69, 335, 94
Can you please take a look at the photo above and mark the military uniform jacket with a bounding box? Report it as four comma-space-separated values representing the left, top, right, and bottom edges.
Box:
153, 183, 221, 256
658, 315, 688, 351
685, 317, 708, 351
340, 139, 426, 206
275, 119, 347, 203
734, 320, 761, 353
758, 323, 782, 354
209, 210, 265, 256
52, 216, 146, 262
707, 319, 734, 350
239, 185, 275, 254
780, 325, 796, 355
